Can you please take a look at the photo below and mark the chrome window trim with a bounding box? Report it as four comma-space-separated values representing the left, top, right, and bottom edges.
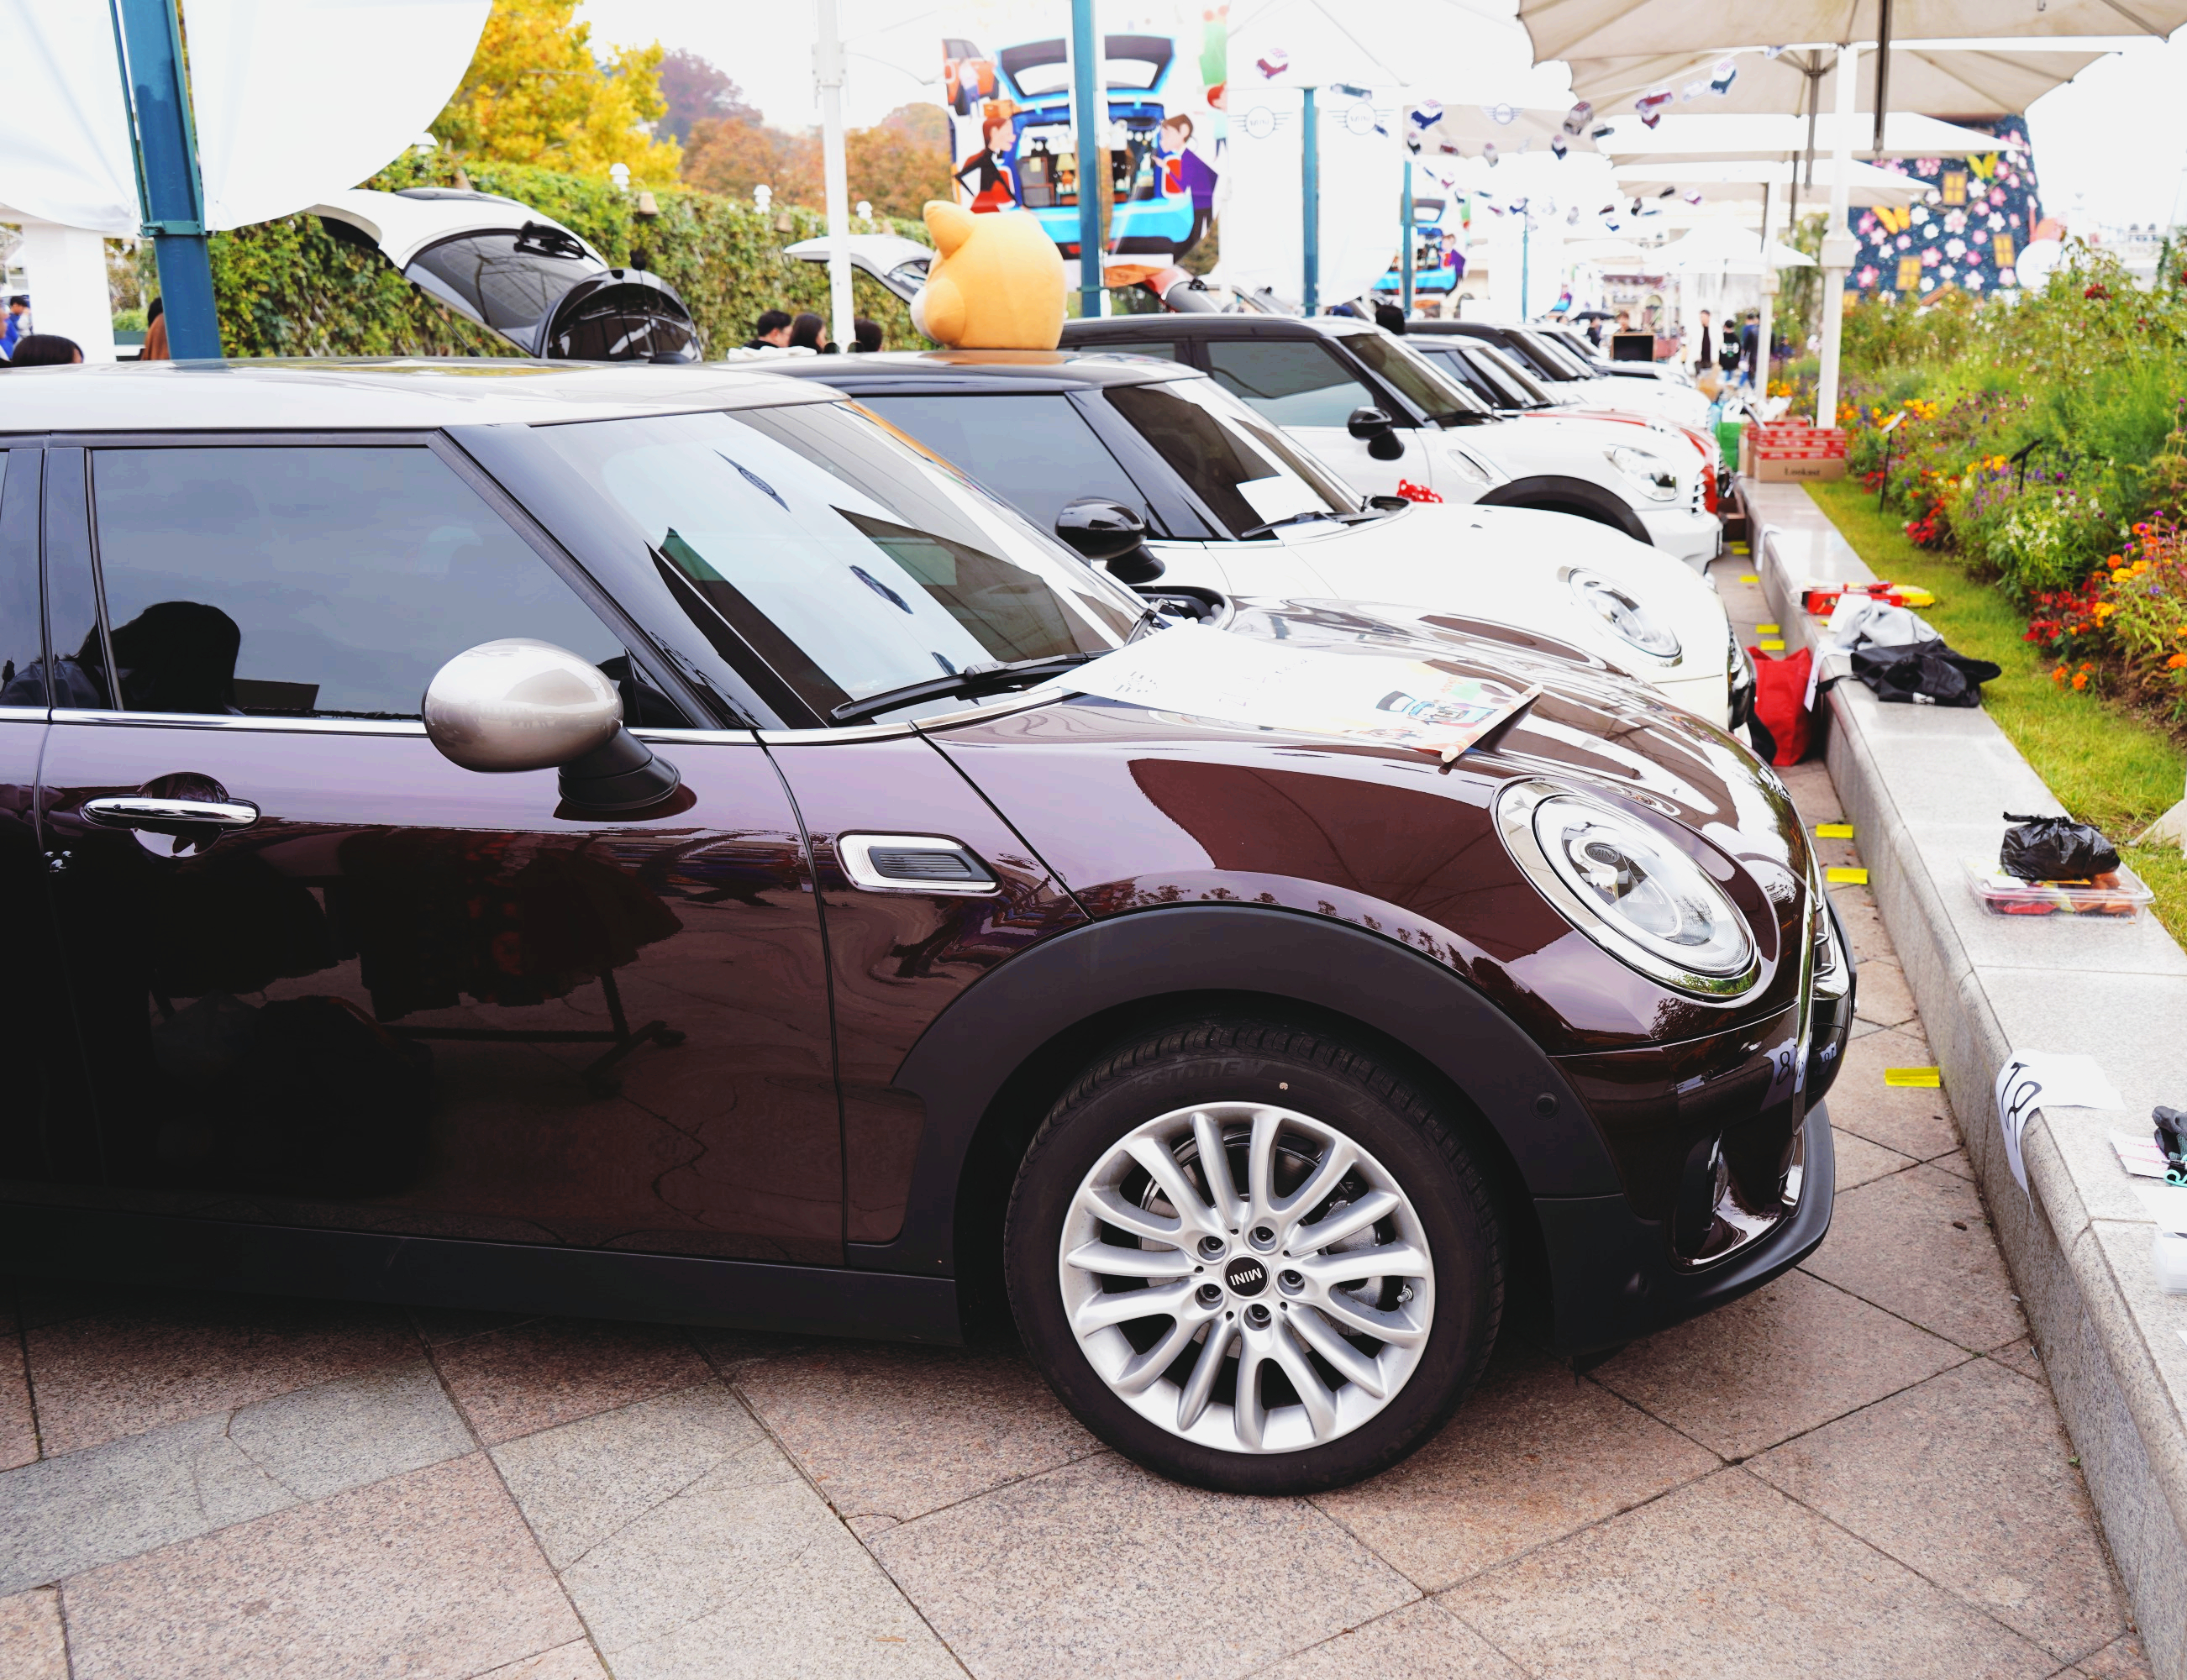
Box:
0, 706, 48, 723
50, 707, 427, 737
754, 688, 1067, 745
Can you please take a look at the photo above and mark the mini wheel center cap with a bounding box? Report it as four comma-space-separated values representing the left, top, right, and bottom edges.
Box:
1223, 1256, 1270, 1297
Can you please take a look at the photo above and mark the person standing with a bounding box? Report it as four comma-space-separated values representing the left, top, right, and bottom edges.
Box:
744, 309, 793, 349
139, 297, 168, 361
1, 297, 29, 359
1693, 308, 1714, 376
851, 318, 883, 353
4, 335, 83, 366
787, 312, 834, 353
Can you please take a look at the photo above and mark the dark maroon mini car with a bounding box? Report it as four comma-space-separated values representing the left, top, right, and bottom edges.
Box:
0, 361, 1848, 1492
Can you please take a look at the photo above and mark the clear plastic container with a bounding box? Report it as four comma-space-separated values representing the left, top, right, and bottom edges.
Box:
1963, 858, 2153, 921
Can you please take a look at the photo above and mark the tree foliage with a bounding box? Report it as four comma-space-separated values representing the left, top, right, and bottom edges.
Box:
683, 100, 953, 219
656, 48, 756, 145
431, 0, 681, 183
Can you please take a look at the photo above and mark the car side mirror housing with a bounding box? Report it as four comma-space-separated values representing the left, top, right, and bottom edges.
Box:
423, 638, 681, 812
1055, 496, 1164, 585
1347, 406, 1406, 461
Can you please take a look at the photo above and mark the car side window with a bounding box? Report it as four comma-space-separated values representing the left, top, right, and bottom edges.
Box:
858, 393, 1156, 538
0, 452, 29, 705
87, 446, 636, 721
1202, 339, 1380, 428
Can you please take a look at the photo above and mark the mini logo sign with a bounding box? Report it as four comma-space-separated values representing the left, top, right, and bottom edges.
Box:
1224, 1257, 1268, 1296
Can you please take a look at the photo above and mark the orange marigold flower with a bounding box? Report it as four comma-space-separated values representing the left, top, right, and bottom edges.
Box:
2073, 672, 2090, 690
2169, 653, 2187, 670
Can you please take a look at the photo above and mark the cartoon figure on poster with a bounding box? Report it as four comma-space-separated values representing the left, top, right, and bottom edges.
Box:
940, 6, 1226, 291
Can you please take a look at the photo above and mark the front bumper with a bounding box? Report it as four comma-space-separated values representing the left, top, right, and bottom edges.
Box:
1637, 503, 1725, 570
1653, 669, 1733, 731
1537, 1102, 1836, 1356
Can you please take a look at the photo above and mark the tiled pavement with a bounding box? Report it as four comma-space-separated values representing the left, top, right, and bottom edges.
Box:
0, 567, 2150, 1680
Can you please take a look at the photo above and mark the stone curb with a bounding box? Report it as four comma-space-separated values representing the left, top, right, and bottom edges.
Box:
1745, 481, 2187, 1679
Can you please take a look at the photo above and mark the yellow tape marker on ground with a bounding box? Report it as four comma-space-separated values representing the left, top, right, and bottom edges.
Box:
1826, 866, 1869, 884
1756, 622, 1781, 634
1759, 639, 1786, 652
1815, 822, 1854, 838
1885, 1067, 1943, 1088
1739, 573, 1760, 583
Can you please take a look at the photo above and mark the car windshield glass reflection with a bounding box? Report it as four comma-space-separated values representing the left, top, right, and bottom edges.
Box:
406, 225, 597, 341
1103, 379, 1359, 538
534, 404, 1141, 722
1343, 330, 1488, 422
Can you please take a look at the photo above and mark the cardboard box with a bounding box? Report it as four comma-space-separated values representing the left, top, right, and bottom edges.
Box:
1753, 453, 1848, 481
1742, 421, 1848, 480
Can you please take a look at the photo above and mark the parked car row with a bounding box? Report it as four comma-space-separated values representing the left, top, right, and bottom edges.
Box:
0, 352, 1844, 1495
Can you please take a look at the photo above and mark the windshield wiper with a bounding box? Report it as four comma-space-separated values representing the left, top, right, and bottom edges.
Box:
830, 652, 1101, 724
1237, 509, 1349, 539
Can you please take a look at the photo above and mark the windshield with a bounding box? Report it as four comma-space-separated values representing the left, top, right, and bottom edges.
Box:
1467, 343, 1555, 408
534, 403, 1141, 724
1102, 378, 1363, 538
1510, 328, 1590, 382
1343, 330, 1489, 423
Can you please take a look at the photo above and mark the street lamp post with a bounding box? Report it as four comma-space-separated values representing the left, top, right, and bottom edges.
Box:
1071, 0, 1103, 318
1301, 87, 1319, 314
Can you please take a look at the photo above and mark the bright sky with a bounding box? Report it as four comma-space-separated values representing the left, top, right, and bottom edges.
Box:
573, 1, 2187, 232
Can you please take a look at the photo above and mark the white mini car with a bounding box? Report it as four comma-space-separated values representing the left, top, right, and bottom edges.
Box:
766, 350, 1752, 728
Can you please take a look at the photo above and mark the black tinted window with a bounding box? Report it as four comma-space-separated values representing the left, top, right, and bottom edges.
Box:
859, 393, 1152, 537
1082, 340, 1178, 361
548, 282, 700, 362
407, 225, 599, 343
0, 452, 29, 704
1203, 339, 1378, 428
89, 447, 626, 719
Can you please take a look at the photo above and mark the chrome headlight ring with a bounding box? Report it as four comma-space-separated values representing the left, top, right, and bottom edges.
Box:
1496, 780, 1761, 1001
1605, 444, 1680, 502
1564, 567, 1683, 664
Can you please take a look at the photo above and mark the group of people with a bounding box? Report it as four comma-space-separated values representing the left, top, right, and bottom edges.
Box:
741, 309, 884, 354
0, 294, 87, 367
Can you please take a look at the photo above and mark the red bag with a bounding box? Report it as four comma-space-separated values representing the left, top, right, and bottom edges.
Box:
1746, 645, 1815, 765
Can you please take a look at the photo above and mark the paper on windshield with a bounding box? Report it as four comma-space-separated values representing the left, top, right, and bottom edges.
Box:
1059, 625, 1537, 762
1233, 475, 1332, 527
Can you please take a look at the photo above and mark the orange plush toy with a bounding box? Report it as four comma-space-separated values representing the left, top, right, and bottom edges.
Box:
910, 200, 1066, 351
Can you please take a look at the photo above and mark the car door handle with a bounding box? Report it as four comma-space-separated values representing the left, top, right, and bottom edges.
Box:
82, 796, 261, 832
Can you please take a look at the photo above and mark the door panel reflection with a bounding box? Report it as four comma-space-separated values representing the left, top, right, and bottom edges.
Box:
39, 723, 842, 1262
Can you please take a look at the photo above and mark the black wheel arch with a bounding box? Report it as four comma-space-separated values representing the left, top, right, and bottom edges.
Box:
852, 906, 1621, 1317
1475, 475, 1653, 544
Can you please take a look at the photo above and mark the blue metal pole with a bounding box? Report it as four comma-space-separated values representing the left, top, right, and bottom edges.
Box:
1301, 87, 1319, 314
1399, 160, 1415, 317
1070, 0, 1103, 319
114, 0, 219, 359
1519, 215, 1530, 320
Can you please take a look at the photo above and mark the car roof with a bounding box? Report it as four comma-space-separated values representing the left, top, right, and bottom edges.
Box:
750, 348, 1201, 393
1059, 313, 1375, 343
0, 358, 836, 434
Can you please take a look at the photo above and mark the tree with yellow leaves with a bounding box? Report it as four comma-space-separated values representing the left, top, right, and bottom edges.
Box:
432, 0, 681, 183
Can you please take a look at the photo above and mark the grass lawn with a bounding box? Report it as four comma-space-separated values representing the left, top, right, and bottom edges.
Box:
1806, 478, 2187, 947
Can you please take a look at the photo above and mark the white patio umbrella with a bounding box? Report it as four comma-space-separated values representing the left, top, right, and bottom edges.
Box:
1590, 109, 2021, 158
1654, 222, 1816, 270
1565, 42, 2111, 123
1614, 157, 1926, 208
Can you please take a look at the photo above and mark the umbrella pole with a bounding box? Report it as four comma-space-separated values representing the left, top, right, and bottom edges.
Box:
1816, 43, 1859, 430
1755, 179, 1776, 398
1071, 0, 1103, 319
1871, 0, 1895, 159
1401, 159, 1415, 316
815, 0, 854, 354
1303, 87, 1320, 314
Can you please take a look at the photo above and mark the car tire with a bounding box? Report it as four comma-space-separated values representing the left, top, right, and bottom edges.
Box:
1004, 1017, 1503, 1494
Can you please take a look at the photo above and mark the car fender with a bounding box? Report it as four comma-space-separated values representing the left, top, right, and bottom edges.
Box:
1476, 475, 1652, 543
850, 905, 1622, 1276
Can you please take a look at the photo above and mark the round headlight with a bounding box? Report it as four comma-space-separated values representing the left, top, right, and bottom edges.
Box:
1569, 568, 1681, 661
1497, 782, 1758, 997
1605, 444, 1680, 501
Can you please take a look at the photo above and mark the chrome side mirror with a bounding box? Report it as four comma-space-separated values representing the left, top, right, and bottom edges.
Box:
423, 639, 680, 811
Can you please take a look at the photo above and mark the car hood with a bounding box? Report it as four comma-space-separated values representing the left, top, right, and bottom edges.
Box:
1260, 501, 1731, 692
1467, 412, 1701, 486
926, 606, 1811, 1053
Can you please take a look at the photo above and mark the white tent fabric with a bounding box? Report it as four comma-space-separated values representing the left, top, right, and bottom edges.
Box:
1517, 0, 2187, 64
1613, 157, 1924, 207
0, 0, 141, 236
187, 0, 492, 231
1594, 109, 2017, 159
1652, 223, 1816, 270
0, 0, 488, 240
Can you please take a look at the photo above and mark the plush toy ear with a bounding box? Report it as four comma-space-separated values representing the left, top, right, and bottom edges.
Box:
924, 200, 976, 257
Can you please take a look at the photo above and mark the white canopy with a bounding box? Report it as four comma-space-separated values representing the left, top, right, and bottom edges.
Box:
1613, 157, 1926, 207
1565, 42, 2111, 121
1652, 223, 1816, 270
1517, 0, 2187, 64
1594, 109, 2021, 159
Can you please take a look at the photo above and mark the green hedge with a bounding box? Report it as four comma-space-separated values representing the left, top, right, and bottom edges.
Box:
205, 150, 930, 359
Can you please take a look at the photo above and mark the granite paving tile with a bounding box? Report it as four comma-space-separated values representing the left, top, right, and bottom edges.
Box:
0, 1588, 67, 1680
1802, 1164, 2028, 1351
1258, 1600, 1523, 1679
1853, 957, 1918, 1028
869, 1452, 1417, 1680
0, 1411, 292, 1593
24, 1289, 418, 1457
0, 1332, 36, 1471
1752, 1359, 2127, 1662
227, 1359, 475, 1502
1315, 1347, 1716, 1590
430, 1315, 711, 1446
689, 1326, 811, 1373
735, 1343, 1100, 1525
1835, 1127, 1916, 1192
1934, 1145, 1979, 1181
491, 1382, 954, 1677
473, 1641, 612, 1679
1780, 761, 1846, 824
1993, 1336, 2046, 1382
1829, 1025, 1963, 1160
1443, 1467, 2056, 1680
1833, 892, 1895, 967
1594, 1268, 1967, 1461
60, 1452, 581, 1680
2075, 1632, 2155, 1679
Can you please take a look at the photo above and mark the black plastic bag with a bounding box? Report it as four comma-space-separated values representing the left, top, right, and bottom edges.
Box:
1849, 641, 2002, 707
2000, 811, 2120, 882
